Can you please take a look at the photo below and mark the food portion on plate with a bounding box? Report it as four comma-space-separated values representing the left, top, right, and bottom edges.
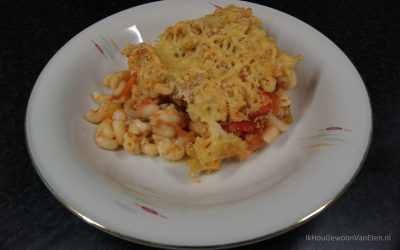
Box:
84, 5, 302, 181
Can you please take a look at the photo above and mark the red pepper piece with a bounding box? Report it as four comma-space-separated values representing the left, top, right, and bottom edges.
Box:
248, 104, 271, 120
244, 132, 265, 151
221, 120, 258, 133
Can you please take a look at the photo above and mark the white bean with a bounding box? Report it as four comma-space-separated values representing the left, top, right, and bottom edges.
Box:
287, 71, 297, 89
157, 141, 185, 161
112, 109, 127, 121
175, 135, 190, 145
152, 123, 176, 138
268, 114, 289, 132
138, 103, 160, 118
159, 103, 170, 109
261, 77, 277, 93
112, 80, 127, 96
91, 92, 108, 104
84, 105, 107, 124
131, 84, 140, 96
95, 136, 118, 150
128, 119, 150, 136
141, 138, 159, 156
124, 98, 139, 119
262, 125, 280, 144
102, 73, 114, 87
96, 119, 114, 139
158, 110, 183, 125
277, 90, 291, 107
189, 121, 208, 137
151, 134, 168, 144
103, 71, 130, 89
123, 132, 141, 154
112, 120, 126, 145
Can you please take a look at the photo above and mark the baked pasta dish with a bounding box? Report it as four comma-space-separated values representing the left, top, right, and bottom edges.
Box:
84, 5, 302, 181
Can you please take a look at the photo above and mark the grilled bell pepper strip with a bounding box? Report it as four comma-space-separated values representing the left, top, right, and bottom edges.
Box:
220, 120, 258, 133
260, 90, 280, 115
117, 72, 137, 97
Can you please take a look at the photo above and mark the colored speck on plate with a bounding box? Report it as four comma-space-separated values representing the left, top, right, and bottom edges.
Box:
320, 127, 352, 132
91, 40, 105, 55
307, 143, 333, 149
135, 203, 167, 219
210, 3, 222, 9
110, 38, 119, 51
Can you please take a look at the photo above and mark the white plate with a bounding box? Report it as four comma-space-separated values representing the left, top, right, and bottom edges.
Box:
26, 0, 372, 248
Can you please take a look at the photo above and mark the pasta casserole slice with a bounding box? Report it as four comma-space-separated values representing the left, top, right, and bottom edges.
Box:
84, 5, 302, 181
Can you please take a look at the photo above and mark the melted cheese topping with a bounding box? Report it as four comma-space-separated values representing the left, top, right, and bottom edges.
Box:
121, 5, 301, 178
154, 5, 299, 122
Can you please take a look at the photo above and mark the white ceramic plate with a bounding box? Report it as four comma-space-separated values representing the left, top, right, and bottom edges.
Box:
26, 0, 372, 248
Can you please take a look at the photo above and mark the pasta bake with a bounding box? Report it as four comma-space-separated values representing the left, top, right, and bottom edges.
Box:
84, 5, 302, 181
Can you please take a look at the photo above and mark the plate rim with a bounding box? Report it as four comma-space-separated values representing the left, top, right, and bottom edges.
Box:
25, 0, 373, 248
